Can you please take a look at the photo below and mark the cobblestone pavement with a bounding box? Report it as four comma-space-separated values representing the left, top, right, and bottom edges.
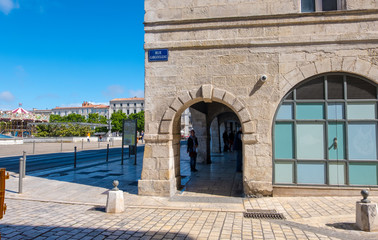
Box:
1, 144, 378, 239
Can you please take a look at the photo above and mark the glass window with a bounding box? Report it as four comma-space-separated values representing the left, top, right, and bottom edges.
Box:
275, 123, 294, 159
349, 163, 378, 185
347, 76, 377, 99
276, 103, 293, 120
296, 77, 324, 99
328, 123, 345, 160
347, 103, 376, 120
297, 124, 324, 160
297, 103, 324, 120
301, 0, 315, 12
327, 103, 344, 120
348, 124, 377, 160
275, 162, 294, 184
322, 0, 337, 11
329, 163, 345, 185
297, 163, 325, 184
327, 75, 344, 99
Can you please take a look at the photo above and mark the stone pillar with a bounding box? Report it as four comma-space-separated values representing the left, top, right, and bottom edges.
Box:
210, 117, 220, 153
189, 108, 207, 163
138, 135, 177, 197
106, 181, 124, 213
356, 190, 378, 231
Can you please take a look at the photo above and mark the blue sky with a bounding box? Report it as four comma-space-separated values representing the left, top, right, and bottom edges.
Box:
0, 0, 145, 110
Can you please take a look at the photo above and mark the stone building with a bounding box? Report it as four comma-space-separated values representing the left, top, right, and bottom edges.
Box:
52, 101, 109, 118
109, 98, 144, 116
139, 0, 378, 197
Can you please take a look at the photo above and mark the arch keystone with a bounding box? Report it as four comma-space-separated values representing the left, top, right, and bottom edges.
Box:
299, 63, 317, 79
212, 88, 226, 102
201, 84, 213, 103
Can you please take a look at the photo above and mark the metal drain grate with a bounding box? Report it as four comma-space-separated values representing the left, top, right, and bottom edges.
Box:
244, 209, 286, 220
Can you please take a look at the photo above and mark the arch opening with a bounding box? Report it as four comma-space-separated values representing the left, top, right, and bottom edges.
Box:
173, 101, 244, 197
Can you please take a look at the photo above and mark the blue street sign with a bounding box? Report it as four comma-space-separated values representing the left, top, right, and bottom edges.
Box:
148, 49, 168, 62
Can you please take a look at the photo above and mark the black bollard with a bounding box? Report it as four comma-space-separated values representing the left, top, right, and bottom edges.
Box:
106, 144, 109, 162
74, 146, 77, 168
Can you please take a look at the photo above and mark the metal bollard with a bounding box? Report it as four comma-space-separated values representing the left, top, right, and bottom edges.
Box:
19, 157, 23, 193
22, 151, 26, 178
33, 141, 35, 154
106, 144, 109, 162
74, 146, 77, 168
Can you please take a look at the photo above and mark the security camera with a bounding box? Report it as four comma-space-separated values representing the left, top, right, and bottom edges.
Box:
260, 75, 267, 82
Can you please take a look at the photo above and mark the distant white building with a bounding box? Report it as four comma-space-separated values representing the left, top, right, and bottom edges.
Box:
109, 98, 144, 116
52, 101, 109, 118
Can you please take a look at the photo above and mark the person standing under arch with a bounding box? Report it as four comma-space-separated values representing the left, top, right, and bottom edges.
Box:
187, 129, 199, 172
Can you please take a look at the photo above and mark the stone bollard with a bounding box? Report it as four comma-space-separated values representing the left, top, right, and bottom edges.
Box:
106, 180, 124, 213
356, 190, 378, 231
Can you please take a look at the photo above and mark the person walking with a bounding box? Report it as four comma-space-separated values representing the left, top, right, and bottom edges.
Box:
233, 127, 243, 172
222, 130, 229, 152
187, 129, 199, 172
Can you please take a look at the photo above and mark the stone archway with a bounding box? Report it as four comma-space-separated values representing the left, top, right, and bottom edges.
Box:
138, 84, 257, 197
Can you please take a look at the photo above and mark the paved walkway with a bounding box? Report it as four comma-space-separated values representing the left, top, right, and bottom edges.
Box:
1, 144, 378, 239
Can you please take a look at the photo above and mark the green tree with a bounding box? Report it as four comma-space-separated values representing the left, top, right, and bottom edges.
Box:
49, 114, 63, 122
110, 110, 127, 133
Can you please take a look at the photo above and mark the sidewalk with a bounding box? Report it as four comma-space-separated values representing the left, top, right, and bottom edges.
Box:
1, 145, 378, 239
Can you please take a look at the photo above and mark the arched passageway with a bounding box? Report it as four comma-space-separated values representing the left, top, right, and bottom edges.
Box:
178, 102, 243, 197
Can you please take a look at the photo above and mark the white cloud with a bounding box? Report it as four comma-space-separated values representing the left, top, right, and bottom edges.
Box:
128, 89, 144, 98
0, 0, 19, 15
0, 91, 15, 102
103, 85, 125, 98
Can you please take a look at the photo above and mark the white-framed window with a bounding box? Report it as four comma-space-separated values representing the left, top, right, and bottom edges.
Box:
301, 0, 345, 12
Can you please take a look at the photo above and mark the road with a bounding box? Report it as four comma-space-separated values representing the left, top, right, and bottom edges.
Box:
0, 145, 144, 174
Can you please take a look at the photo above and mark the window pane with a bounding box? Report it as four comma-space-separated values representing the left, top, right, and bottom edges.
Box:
285, 92, 293, 100
329, 163, 345, 185
275, 162, 293, 184
301, 0, 315, 12
328, 123, 345, 160
297, 124, 324, 160
297, 103, 324, 119
347, 103, 376, 120
275, 123, 294, 159
296, 77, 324, 99
347, 76, 377, 99
276, 103, 293, 120
327, 75, 344, 99
348, 124, 377, 160
297, 163, 325, 184
322, 0, 337, 11
349, 163, 377, 185
328, 103, 344, 120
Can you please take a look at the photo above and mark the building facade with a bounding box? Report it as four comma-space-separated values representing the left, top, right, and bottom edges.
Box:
140, 0, 378, 197
109, 98, 144, 116
52, 101, 109, 118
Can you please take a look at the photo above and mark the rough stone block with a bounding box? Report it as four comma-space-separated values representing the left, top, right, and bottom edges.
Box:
354, 59, 372, 75
300, 63, 317, 79
342, 57, 356, 72
356, 202, 378, 231
170, 98, 183, 112
152, 145, 170, 158
243, 133, 258, 144
223, 92, 236, 107
106, 190, 124, 213
159, 120, 171, 134
189, 88, 202, 100
368, 66, 378, 82
162, 108, 176, 121
331, 57, 343, 71
212, 88, 226, 102
283, 68, 304, 86
243, 121, 257, 134
178, 91, 192, 107
201, 84, 213, 103
315, 58, 332, 74
232, 98, 244, 112
238, 108, 252, 123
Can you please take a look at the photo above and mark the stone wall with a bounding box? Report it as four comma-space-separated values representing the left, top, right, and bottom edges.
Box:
140, 0, 378, 196
145, 0, 378, 22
